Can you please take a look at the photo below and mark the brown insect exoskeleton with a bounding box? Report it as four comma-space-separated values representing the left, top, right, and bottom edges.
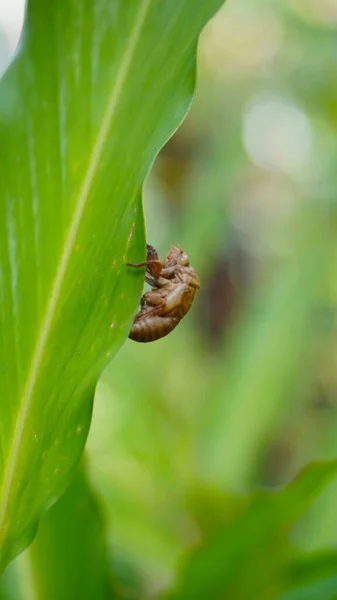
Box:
127, 244, 200, 342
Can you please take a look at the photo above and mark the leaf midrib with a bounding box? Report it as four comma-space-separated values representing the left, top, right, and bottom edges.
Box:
0, 0, 153, 537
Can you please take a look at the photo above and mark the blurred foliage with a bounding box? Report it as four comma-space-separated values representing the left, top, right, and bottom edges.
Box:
14, 463, 115, 600
3, 0, 337, 597
0, 27, 11, 78
166, 462, 337, 600
86, 0, 337, 597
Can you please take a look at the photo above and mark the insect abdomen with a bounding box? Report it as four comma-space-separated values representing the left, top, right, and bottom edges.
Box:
129, 316, 179, 343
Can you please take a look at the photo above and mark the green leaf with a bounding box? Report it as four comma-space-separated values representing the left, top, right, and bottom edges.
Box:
279, 550, 337, 600
14, 461, 114, 600
166, 461, 337, 600
2, 460, 143, 599
0, 0, 224, 569
281, 577, 337, 600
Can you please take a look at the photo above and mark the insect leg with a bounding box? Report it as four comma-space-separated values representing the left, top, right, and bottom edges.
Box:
126, 259, 157, 268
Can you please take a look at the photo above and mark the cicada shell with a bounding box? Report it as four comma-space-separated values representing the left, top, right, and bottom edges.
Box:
127, 245, 200, 343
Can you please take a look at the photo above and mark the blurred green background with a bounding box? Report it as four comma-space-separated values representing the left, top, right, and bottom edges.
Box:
2, 0, 337, 597
87, 0, 337, 594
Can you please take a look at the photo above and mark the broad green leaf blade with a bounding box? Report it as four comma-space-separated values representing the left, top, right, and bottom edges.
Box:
166, 461, 337, 600
0, 0, 224, 568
